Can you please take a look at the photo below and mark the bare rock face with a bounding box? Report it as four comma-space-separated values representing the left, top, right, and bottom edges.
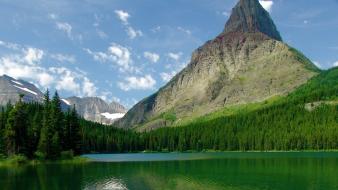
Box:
117, 0, 319, 129
0, 74, 44, 105
224, 0, 282, 41
65, 97, 127, 125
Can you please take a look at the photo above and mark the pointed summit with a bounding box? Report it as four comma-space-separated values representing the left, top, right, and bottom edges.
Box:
118, 0, 318, 130
223, 0, 282, 41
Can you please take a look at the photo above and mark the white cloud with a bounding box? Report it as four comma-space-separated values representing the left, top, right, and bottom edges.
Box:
38, 72, 54, 87
49, 67, 97, 96
108, 44, 132, 71
151, 26, 161, 33
114, 10, 142, 40
144, 52, 160, 63
85, 43, 137, 72
259, 0, 274, 12
48, 13, 58, 20
333, 61, 338, 67
55, 21, 82, 41
160, 71, 177, 82
167, 52, 182, 61
0, 40, 20, 50
50, 67, 81, 93
56, 22, 72, 38
126, 26, 143, 39
118, 75, 156, 91
177, 27, 192, 35
222, 11, 230, 17
82, 77, 97, 97
115, 10, 130, 24
96, 29, 108, 39
0, 56, 51, 86
24, 48, 44, 65
50, 53, 76, 63
0, 43, 97, 97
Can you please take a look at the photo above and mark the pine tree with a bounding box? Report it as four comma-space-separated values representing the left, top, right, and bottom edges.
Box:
4, 94, 28, 156
50, 91, 64, 150
38, 90, 52, 159
0, 107, 5, 155
69, 106, 82, 155
27, 111, 42, 158
50, 132, 61, 160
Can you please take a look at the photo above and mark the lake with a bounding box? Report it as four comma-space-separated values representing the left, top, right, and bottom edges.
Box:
0, 152, 337, 190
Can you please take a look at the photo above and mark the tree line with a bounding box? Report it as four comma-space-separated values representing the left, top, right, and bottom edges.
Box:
0, 91, 82, 160
0, 68, 337, 159
78, 68, 338, 152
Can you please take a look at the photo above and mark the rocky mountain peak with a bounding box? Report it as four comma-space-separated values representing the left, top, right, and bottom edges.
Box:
223, 0, 282, 41
64, 96, 127, 125
117, 0, 318, 130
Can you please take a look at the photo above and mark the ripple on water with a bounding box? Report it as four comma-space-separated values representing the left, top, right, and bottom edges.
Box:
84, 177, 128, 190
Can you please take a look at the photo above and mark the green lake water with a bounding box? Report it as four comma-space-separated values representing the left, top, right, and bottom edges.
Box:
0, 152, 337, 190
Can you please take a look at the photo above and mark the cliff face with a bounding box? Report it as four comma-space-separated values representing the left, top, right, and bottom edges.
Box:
0, 74, 44, 105
223, 0, 282, 41
65, 97, 127, 125
118, 0, 319, 130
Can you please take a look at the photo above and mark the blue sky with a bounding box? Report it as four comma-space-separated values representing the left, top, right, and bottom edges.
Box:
0, 0, 337, 108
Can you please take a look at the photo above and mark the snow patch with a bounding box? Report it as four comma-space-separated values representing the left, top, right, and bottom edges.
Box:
62, 99, 71, 105
101, 112, 125, 120
11, 80, 23, 86
13, 85, 38, 95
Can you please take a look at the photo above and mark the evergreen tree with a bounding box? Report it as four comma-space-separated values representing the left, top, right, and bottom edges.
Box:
27, 110, 42, 158
69, 106, 82, 155
0, 107, 5, 155
38, 90, 52, 158
50, 91, 64, 152
4, 94, 27, 156
50, 132, 61, 160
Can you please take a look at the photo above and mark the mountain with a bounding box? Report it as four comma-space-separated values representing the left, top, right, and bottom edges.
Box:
64, 97, 127, 125
0, 74, 45, 105
0, 74, 126, 125
118, 0, 320, 130
0, 75, 69, 110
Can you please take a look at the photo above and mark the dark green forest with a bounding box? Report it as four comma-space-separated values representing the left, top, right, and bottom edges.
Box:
139, 68, 338, 151
0, 91, 83, 160
0, 68, 337, 160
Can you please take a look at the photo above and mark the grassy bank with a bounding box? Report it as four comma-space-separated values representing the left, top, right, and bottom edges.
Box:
0, 154, 90, 168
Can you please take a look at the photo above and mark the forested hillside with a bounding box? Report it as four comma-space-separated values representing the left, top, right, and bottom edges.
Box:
140, 68, 338, 151
83, 68, 338, 152
0, 68, 337, 159
0, 91, 82, 159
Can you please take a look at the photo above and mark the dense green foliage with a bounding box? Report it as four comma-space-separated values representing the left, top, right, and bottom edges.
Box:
139, 68, 338, 151
0, 68, 337, 157
80, 119, 141, 153
0, 91, 82, 160
78, 68, 338, 153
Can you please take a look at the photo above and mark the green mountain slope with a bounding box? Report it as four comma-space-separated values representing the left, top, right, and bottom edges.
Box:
63, 68, 338, 153
139, 68, 338, 151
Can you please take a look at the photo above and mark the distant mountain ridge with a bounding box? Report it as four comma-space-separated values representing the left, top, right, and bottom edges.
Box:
0, 74, 126, 124
64, 96, 127, 125
117, 0, 319, 130
0, 74, 44, 105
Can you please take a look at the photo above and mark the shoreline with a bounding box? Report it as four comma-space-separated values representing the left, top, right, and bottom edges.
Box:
86, 150, 338, 154
2, 150, 337, 167
0, 156, 90, 168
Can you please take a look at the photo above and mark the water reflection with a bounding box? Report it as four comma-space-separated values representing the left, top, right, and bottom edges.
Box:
0, 153, 337, 190
84, 177, 128, 190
